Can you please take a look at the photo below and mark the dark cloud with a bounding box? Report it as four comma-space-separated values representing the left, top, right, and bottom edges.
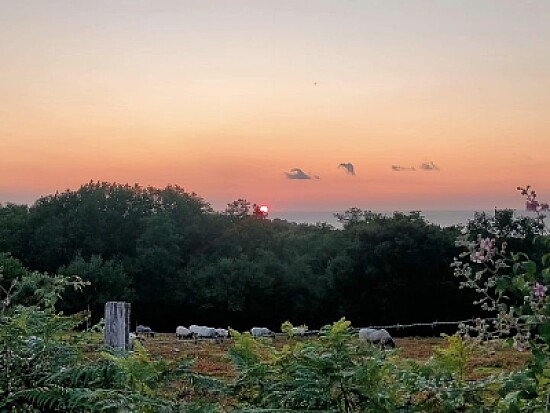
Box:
338, 163, 356, 176
391, 165, 416, 172
285, 168, 316, 180
420, 161, 440, 171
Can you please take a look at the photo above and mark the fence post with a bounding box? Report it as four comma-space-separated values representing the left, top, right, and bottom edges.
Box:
104, 301, 131, 350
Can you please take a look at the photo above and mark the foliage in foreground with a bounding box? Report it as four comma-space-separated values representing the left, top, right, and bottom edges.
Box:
0, 269, 211, 412
229, 320, 536, 413
0, 268, 539, 412
230, 319, 399, 412
450, 186, 550, 411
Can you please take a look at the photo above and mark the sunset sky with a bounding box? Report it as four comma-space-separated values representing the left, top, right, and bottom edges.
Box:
1, 1, 549, 212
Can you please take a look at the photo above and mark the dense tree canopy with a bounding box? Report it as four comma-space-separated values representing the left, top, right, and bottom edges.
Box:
0, 181, 478, 331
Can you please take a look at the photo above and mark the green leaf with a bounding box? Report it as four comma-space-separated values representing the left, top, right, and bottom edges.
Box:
513, 276, 527, 292
523, 260, 537, 276
538, 323, 550, 344
496, 277, 510, 293
512, 252, 530, 262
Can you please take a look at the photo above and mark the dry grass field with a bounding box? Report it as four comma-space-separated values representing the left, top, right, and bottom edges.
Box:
141, 333, 531, 382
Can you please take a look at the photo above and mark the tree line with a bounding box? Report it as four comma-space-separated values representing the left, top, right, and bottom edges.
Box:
2, 181, 533, 332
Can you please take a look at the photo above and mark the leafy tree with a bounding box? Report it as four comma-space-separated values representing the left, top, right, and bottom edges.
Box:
334, 207, 368, 228
0, 252, 29, 287
57, 254, 134, 321
328, 212, 468, 325
0, 203, 29, 258
0, 181, 475, 330
133, 213, 184, 304
224, 198, 252, 219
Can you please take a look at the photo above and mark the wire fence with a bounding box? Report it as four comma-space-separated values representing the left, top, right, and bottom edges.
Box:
359, 317, 498, 331
123, 317, 500, 346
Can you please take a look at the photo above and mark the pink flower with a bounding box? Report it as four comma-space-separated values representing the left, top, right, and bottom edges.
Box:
533, 282, 547, 298
471, 251, 485, 264
479, 238, 494, 252
471, 238, 495, 264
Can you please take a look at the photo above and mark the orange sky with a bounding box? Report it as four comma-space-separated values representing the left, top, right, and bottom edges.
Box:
1, 1, 549, 212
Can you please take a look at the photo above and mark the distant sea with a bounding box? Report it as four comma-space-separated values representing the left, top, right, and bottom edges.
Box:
270, 210, 536, 228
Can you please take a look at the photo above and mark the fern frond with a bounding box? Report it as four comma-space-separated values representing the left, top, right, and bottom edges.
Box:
3, 385, 177, 412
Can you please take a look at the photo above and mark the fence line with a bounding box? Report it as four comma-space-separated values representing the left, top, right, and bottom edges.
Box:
358, 317, 498, 331
121, 317, 500, 345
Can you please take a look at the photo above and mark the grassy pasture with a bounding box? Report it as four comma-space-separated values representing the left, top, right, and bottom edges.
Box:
139, 333, 531, 382
69, 331, 534, 408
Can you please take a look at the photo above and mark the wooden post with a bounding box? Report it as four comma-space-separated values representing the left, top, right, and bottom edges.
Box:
104, 301, 130, 350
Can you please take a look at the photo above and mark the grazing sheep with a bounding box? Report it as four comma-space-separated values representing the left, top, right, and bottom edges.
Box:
136, 325, 155, 338
176, 326, 193, 340
189, 325, 217, 339
250, 327, 275, 338
358, 328, 395, 349
189, 324, 200, 338
215, 328, 230, 340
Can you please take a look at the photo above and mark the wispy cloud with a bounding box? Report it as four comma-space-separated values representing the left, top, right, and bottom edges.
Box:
392, 161, 440, 172
420, 161, 440, 171
391, 165, 416, 172
285, 168, 318, 180
338, 162, 355, 176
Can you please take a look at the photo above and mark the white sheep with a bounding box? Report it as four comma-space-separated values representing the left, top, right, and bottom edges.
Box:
215, 328, 230, 340
250, 327, 275, 338
189, 324, 201, 337
358, 328, 395, 349
189, 324, 217, 339
176, 326, 193, 340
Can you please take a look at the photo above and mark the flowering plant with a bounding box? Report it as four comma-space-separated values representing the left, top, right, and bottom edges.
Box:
452, 186, 550, 409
